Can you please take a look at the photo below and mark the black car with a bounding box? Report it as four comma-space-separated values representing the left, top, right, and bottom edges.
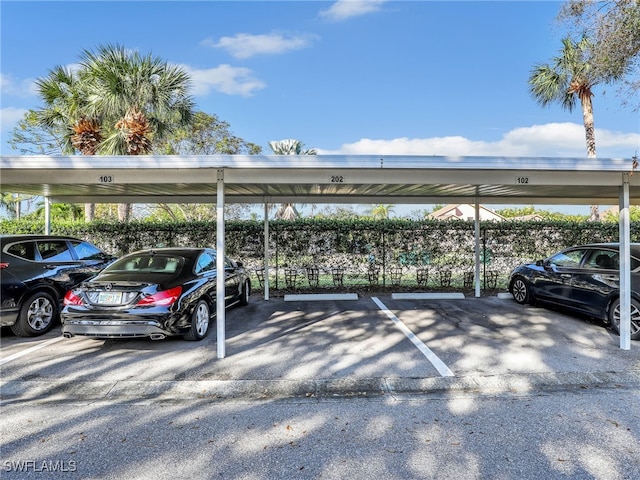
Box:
1, 234, 115, 337
61, 247, 251, 341
508, 243, 640, 340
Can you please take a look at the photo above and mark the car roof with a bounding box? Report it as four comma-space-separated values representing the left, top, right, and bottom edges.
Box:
0, 234, 84, 243
123, 247, 213, 258
565, 243, 640, 256
567, 242, 640, 248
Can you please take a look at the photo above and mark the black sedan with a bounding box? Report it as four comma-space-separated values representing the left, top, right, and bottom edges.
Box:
1, 234, 114, 337
61, 248, 251, 341
508, 243, 640, 340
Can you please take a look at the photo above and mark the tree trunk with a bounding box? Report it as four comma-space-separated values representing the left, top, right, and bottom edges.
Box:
581, 92, 599, 221
118, 203, 131, 222
582, 99, 597, 158
276, 203, 298, 220
84, 203, 95, 222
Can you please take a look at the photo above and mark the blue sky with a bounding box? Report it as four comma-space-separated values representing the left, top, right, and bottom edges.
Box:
1, 0, 639, 216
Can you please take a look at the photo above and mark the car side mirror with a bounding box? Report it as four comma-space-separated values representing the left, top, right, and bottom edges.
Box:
538, 260, 555, 271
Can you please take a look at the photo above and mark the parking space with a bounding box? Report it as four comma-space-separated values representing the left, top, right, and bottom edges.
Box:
2, 294, 638, 398
380, 295, 638, 377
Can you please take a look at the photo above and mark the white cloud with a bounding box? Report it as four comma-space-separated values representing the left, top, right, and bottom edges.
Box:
319, 0, 387, 22
0, 107, 28, 132
202, 33, 317, 59
0, 73, 37, 97
317, 123, 640, 158
180, 64, 266, 97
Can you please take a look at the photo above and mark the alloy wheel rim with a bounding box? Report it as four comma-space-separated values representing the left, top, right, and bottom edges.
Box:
614, 303, 640, 335
195, 303, 209, 336
513, 280, 526, 302
27, 297, 54, 330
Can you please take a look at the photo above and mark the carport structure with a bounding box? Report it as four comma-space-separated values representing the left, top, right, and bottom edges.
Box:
1, 154, 638, 355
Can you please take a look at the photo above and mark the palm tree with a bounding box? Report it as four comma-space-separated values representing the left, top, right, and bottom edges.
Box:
529, 34, 604, 220
268, 139, 317, 219
1, 193, 23, 219
369, 204, 395, 220
26, 201, 84, 222
268, 139, 317, 156
35, 65, 103, 221
80, 44, 194, 156
79, 44, 195, 220
35, 65, 103, 155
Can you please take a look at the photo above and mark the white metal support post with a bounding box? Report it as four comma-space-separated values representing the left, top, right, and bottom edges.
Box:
619, 173, 631, 350
264, 203, 270, 300
45, 197, 51, 234
216, 169, 226, 358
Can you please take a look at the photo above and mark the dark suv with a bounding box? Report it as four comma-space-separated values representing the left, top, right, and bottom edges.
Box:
1, 235, 114, 337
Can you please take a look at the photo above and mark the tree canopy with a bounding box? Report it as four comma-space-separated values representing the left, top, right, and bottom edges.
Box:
5, 47, 265, 222
496, 205, 589, 222
154, 111, 261, 155
560, 0, 640, 110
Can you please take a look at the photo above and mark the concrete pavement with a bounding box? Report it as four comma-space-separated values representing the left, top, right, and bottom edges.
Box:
2, 294, 639, 402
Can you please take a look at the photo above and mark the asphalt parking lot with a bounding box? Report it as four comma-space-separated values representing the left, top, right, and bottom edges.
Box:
1, 293, 639, 402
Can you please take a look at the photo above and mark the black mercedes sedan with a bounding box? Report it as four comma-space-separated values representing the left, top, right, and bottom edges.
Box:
1, 235, 115, 337
61, 248, 251, 341
508, 243, 640, 340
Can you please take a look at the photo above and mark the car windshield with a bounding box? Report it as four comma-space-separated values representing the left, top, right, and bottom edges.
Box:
105, 254, 184, 274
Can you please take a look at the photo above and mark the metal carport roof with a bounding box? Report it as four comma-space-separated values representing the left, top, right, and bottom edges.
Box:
1, 154, 638, 355
1, 154, 638, 204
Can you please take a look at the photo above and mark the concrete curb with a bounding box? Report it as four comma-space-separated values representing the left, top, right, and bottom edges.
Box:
284, 293, 359, 301
3, 371, 639, 402
392, 292, 466, 300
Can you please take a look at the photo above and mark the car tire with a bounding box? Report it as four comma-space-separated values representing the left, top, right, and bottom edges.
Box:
183, 299, 210, 341
608, 298, 640, 341
239, 280, 250, 306
11, 291, 57, 337
510, 277, 531, 305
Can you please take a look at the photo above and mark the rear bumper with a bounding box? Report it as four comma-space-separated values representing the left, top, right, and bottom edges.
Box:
61, 319, 173, 339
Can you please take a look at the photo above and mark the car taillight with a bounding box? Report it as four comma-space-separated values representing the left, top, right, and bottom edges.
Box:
136, 286, 182, 306
64, 290, 85, 306
0, 262, 8, 269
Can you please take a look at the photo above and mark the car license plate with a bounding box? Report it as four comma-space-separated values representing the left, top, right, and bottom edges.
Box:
98, 291, 122, 304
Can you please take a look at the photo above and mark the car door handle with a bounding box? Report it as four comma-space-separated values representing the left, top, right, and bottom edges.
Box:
560, 274, 571, 278
43, 264, 57, 270
603, 275, 619, 281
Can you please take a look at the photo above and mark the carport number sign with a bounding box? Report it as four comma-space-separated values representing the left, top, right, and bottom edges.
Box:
99, 175, 114, 183
516, 177, 529, 184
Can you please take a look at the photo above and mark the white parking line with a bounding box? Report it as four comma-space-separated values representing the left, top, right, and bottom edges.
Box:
0, 336, 65, 366
372, 297, 455, 377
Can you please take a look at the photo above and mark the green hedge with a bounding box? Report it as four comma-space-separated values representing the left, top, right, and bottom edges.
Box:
2, 218, 636, 290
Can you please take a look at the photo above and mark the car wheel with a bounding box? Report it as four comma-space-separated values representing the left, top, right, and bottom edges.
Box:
239, 280, 250, 306
11, 291, 57, 337
183, 299, 210, 341
510, 277, 531, 305
608, 298, 640, 341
